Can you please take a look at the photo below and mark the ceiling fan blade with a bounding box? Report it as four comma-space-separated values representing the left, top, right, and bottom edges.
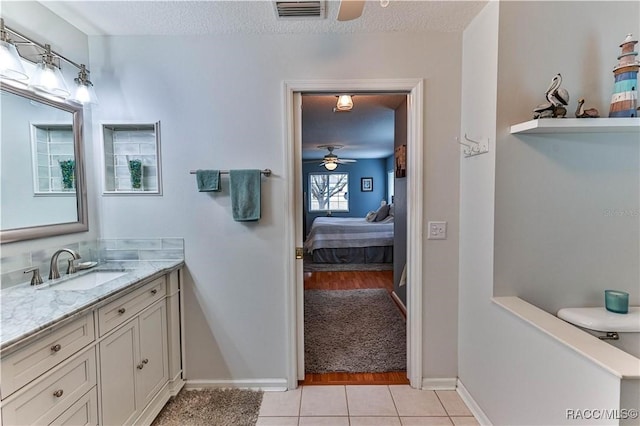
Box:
337, 159, 357, 163
337, 0, 365, 21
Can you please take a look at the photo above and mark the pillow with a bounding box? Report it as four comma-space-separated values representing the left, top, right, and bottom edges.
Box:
374, 204, 390, 222
365, 211, 377, 222
388, 204, 394, 217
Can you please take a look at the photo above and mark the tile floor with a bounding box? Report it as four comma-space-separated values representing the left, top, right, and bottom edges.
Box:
257, 385, 479, 426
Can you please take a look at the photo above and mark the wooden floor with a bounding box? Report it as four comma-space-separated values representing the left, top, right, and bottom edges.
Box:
301, 269, 409, 386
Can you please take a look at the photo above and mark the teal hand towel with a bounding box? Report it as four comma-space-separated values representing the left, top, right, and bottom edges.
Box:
196, 169, 220, 192
229, 169, 261, 221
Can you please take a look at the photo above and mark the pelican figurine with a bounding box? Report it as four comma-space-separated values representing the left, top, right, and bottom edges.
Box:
545, 73, 570, 107
533, 73, 570, 118
575, 98, 600, 118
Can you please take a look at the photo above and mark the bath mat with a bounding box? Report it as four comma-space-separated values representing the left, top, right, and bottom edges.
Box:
151, 388, 263, 426
304, 288, 406, 373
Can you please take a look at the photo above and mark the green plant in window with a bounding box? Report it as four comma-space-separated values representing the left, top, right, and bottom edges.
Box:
128, 159, 143, 189
58, 160, 75, 190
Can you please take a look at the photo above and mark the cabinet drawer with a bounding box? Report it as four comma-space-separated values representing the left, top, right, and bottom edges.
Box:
51, 387, 98, 426
1, 313, 95, 398
1, 347, 97, 426
98, 277, 165, 336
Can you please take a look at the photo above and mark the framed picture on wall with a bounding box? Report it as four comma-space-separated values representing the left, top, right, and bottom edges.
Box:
361, 177, 373, 192
395, 144, 406, 178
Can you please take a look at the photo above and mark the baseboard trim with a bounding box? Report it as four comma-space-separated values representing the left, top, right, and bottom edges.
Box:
185, 379, 288, 391
391, 291, 407, 317
421, 377, 457, 390
456, 379, 492, 426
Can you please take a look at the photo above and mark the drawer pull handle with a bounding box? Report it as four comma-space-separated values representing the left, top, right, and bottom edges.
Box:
142, 358, 149, 364
53, 389, 64, 398
51, 344, 62, 352
137, 363, 144, 370
151, 289, 158, 295
118, 308, 126, 314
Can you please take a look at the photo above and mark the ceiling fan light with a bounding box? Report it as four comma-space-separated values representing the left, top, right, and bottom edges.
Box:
324, 162, 338, 171
336, 94, 353, 111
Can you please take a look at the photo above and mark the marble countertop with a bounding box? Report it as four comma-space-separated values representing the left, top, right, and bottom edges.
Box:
1, 259, 184, 353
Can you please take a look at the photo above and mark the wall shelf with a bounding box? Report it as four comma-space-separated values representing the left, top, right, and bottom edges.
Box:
510, 118, 640, 134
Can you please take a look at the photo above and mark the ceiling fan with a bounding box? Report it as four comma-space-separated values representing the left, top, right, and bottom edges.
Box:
337, 0, 365, 21
306, 145, 357, 170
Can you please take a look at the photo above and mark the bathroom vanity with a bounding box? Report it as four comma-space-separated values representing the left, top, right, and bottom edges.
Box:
0, 260, 184, 425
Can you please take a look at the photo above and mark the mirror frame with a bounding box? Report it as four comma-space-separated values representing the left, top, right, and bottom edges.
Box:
1, 84, 88, 243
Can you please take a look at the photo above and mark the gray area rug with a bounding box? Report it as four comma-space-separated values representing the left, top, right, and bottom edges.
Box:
152, 388, 263, 426
304, 288, 406, 373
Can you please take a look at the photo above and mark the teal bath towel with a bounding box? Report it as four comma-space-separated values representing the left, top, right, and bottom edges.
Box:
196, 169, 220, 192
229, 169, 261, 221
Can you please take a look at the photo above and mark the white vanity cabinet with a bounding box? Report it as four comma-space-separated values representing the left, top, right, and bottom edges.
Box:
100, 298, 168, 425
0, 266, 184, 426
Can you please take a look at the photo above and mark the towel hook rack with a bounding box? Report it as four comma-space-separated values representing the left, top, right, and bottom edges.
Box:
456, 134, 489, 158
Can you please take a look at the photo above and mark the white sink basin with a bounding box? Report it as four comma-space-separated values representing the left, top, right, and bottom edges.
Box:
44, 271, 127, 291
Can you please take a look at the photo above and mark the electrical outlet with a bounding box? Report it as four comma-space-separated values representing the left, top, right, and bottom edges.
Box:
428, 221, 447, 240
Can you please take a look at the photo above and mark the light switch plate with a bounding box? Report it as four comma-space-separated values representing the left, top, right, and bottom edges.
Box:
428, 221, 447, 240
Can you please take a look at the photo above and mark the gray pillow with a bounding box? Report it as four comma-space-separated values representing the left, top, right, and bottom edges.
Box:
374, 204, 390, 222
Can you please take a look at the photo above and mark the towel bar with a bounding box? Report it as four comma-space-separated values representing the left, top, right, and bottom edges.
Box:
189, 169, 272, 177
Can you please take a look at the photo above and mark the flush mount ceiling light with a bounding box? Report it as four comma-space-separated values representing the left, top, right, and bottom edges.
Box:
29, 44, 70, 98
0, 19, 98, 106
334, 94, 353, 112
0, 18, 27, 81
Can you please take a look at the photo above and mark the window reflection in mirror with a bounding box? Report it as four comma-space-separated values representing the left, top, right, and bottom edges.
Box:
0, 85, 87, 243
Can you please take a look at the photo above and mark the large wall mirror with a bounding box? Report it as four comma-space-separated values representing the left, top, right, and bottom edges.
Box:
1, 84, 88, 243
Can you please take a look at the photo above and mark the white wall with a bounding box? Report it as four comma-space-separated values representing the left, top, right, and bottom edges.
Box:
459, 2, 637, 424
493, 1, 640, 313
89, 29, 463, 383
1, 1, 99, 256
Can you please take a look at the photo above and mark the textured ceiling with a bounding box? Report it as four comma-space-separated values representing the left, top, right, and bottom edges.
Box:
41, 0, 487, 36
302, 94, 406, 160
39, 0, 486, 160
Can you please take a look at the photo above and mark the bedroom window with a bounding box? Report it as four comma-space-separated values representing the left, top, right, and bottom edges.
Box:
309, 172, 349, 212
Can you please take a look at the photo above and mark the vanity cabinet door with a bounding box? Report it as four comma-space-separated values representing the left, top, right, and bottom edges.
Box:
99, 321, 139, 426
136, 301, 168, 409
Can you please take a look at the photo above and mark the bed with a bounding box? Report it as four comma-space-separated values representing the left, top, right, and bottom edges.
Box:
303, 216, 394, 264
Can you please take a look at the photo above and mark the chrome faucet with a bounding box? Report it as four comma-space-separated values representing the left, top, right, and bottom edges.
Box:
49, 248, 81, 280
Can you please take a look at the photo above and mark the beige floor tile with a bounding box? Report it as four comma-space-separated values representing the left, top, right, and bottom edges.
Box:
400, 417, 453, 425
389, 385, 447, 417
256, 417, 300, 426
259, 388, 302, 417
350, 416, 402, 426
346, 385, 398, 416
435, 391, 473, 417
300, 386, 348, 416
298, 417, 349, 426
451, 416, 480, 425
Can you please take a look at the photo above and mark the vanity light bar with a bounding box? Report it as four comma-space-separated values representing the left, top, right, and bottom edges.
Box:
0, 18, 98, 104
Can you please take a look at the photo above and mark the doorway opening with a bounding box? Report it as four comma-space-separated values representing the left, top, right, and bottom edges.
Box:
300, 93, 408, 385
283, 79, 424, 390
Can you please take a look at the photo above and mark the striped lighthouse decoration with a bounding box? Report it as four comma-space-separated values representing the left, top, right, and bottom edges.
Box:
609, 34, 639, 118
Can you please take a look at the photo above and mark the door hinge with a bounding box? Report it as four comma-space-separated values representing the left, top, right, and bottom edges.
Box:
295, 247, 303, 259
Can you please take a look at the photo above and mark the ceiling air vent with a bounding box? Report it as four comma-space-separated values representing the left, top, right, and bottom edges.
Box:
274, 1, 326, 20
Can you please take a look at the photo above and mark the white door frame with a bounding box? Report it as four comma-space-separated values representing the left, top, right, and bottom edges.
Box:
283, 79, 424, 389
